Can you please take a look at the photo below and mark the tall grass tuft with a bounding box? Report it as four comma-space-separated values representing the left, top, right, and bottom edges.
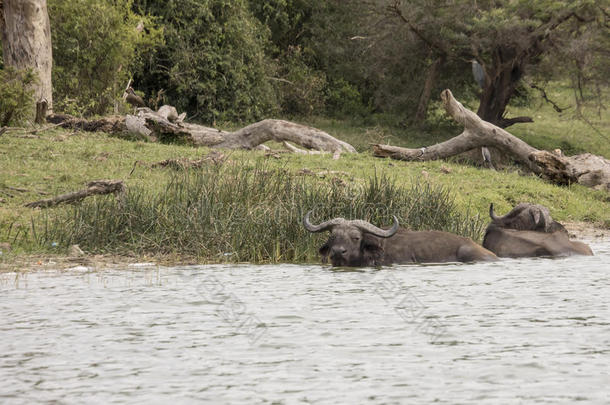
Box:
29, 162, 485, 263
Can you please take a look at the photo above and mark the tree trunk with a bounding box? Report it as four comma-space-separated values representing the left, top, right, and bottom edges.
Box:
476, 47, 533, 128
414, 55, 445, 122
35, 99, 48, 124
373, 89, 610, 191
0, 0, 53, 114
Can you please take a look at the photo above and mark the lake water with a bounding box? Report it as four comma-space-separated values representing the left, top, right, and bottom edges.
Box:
1, 239, 609, 404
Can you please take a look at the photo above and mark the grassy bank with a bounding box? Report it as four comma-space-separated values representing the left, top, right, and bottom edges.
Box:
1, 133, 608, 264
1, 89, 609, 264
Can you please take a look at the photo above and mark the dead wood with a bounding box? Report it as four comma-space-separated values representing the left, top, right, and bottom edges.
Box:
296, 169, 350, 178
264, 151, 285, 159
13, 134, 40, 139
0, 125, 62, 136
1, 185, 49, 195
35, 99, 48, 124
282, 141, 325, 155
47, 114, 126, 133
25, 180, 126, 208
46, 106, 355, 155
151, 158, 210, 170
373, 89, 610, 191
30, 122, 65, 134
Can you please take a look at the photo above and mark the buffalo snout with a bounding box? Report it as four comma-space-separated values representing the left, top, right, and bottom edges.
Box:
330, 245, 348, 261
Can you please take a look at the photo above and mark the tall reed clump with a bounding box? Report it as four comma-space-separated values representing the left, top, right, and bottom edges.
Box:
28, 162, 485, 263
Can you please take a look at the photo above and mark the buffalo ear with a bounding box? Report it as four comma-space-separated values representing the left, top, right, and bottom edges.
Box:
530, 209, 544, 230
319, 244, 330, 263
362, 234, 383, 264
549, 221, 568, 235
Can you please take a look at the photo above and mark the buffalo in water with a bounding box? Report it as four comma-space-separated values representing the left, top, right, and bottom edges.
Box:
303, 211, 497, 266
482, 203, 593, 258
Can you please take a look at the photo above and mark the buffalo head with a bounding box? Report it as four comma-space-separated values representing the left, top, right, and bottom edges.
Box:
483, 202, 591, 257
303, 211, 399, 266
488, 203, 567, 234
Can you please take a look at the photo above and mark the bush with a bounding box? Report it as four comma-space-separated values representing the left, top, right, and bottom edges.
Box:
48, 0, 161, 116
275, 45, 327, 116
132, 0, 278, 124
28, 163, 484, 262
325, 77, 370, 118
0, 67, 37, 126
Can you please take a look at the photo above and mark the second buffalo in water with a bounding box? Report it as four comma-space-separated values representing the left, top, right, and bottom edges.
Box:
482, 203, 593, 257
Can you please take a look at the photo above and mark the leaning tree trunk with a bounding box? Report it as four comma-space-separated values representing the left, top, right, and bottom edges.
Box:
0, 0, 53, 114
414, 55, 445, 122
373, 89, 610, 191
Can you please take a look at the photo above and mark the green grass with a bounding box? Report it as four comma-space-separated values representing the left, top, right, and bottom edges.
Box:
508, 83, 610, 158
299, 114, 459, 153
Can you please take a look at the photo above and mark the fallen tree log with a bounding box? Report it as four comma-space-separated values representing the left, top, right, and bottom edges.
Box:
47, 114, 126, 133
25, 180, 126, 208
47, 107, 356, 155
373, 89, 610, 191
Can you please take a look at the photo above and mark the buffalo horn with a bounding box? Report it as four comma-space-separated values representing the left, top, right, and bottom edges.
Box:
303, 211, 399, 237
303, 211, 346, 233
489, 203, 500, 222
349, 216, 399, 238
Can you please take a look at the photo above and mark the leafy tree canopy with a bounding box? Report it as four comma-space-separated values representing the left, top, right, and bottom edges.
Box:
49, 0, 161, 116
132, 0, 278, 123
383, 0, 607, 125
6, 0, 605, 125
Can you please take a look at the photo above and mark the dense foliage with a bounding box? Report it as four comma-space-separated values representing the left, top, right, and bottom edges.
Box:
48, 0, 161, 116
131, 0, 278, 123
2, 0, 606, 125
317, 0, 609, 125
0, 67, 36, 126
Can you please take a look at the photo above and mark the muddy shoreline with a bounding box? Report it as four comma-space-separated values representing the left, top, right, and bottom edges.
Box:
563, 221, 609, 240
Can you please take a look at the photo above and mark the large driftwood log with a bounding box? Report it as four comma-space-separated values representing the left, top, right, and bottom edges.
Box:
25, 180, 125, 208
47, 107, 356, 155
373, 89, 610, 191
135, 108, 356, 153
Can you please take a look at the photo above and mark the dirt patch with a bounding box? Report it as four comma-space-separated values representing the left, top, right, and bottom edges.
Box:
0, 253, 201, 273
563, 221, 609, 241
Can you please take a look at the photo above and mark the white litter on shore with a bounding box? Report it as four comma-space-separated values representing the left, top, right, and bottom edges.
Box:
68, 265, 89, 272
128, 262, 156, 268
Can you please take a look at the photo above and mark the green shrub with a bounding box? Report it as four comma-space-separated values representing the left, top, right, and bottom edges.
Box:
132, 0, 278, 124
0, 67, 37, 126
275, 45, 327, 116
48, 0, 161, 116
325, 77, 370, 118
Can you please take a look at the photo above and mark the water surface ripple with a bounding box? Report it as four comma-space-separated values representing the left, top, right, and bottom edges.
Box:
1, 240, 609, 404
